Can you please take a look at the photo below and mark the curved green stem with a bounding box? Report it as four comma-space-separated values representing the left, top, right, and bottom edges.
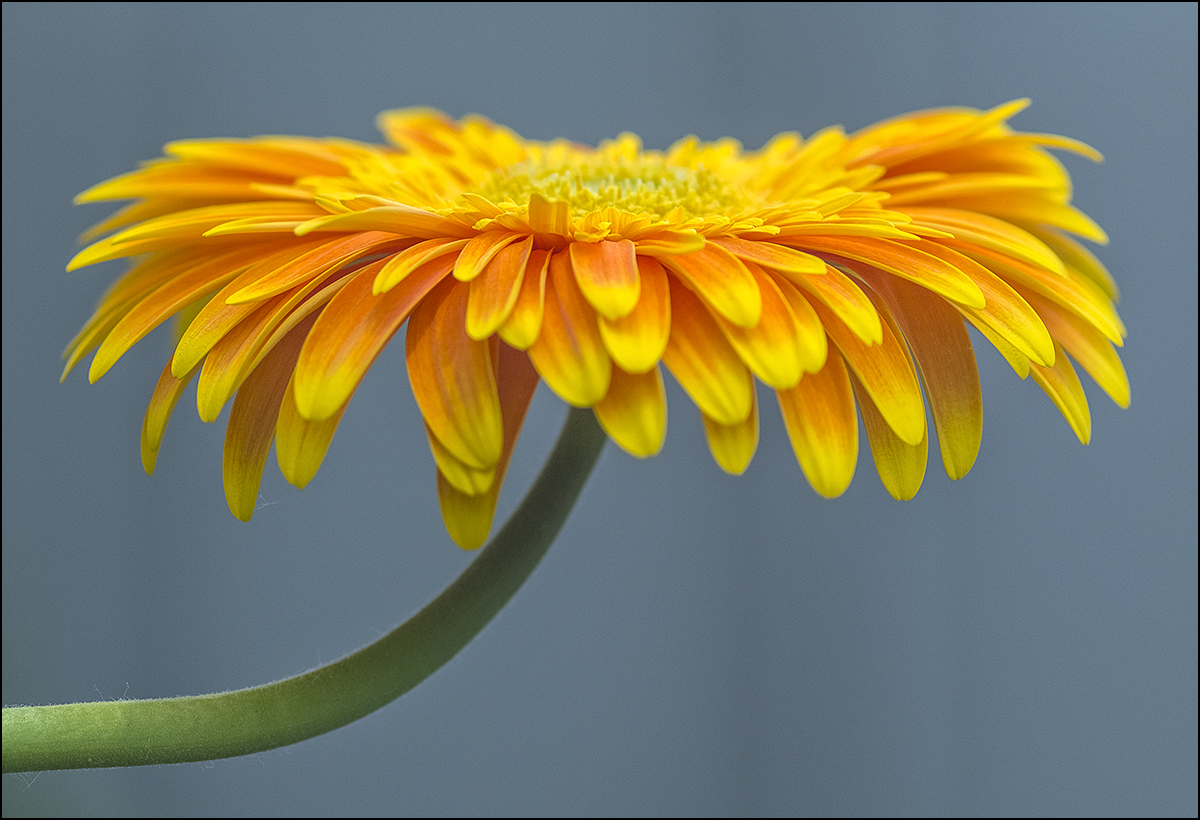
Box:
3, 407, 607, 773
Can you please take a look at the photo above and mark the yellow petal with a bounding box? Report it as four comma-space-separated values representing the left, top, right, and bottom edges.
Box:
593, 365, 667, 458
852, 374, 928, 500
453, 231, 525, 282
276, 371, 350, 489
710, 236, 826, 275
712, 262, 805, 390
701, 388, 759, 475
497, 248, 551, 350
1029, 341, 1092, 444
373, 237, 468, 294
141, 359, 200, 475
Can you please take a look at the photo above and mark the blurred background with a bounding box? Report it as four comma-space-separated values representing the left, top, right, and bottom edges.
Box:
3, 3, 1196, 816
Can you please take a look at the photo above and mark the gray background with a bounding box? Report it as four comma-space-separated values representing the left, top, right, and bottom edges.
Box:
3, 2, 1196, 816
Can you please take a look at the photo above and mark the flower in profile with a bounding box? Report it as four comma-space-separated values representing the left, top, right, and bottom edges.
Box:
65, 100, 1128, 549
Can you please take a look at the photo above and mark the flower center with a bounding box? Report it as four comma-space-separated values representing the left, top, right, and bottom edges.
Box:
470, 143, 760, 221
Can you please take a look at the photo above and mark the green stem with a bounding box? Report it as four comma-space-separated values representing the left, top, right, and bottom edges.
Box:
3, 406, 607, 773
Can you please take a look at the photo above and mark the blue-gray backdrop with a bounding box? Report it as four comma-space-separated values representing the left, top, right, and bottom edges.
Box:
3, 3, 1196, 816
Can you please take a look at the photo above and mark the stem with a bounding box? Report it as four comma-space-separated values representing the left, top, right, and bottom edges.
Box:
3, 406, 607, 773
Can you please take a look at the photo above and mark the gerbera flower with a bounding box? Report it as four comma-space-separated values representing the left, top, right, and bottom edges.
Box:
64, 100, 1128, 549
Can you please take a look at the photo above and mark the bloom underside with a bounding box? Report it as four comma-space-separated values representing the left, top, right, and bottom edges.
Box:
65, 100, 1128, 548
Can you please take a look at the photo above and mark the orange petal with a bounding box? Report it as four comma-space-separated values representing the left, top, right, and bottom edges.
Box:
141, 359, 201, 475
373, 237, 468, 295
436, 343, 541, 549
295, 204, 475, 240
809, 294, 926, 447
497, 248, 551, 350
569, 239, 641, 319
222, 316, 313, 520
598, 256, 671, 374
776, 353, 858, 498
660, 242, 762, 328
406, 278, 504, 470
593, 365, 667, 458
425, 421, 497, 495
852, 373, 928, 500
293, 254, 452, 421
661, 276, 754, 426
793, 235, 986, 309
1029, 341, 1091, 444
527, 251, 612, 406
701, 388, 759, 475
710, 236, 826, 274
857, 268, 982, 481
466, 236, 533, 339
226, 232, 401, 304
453, 231, 525, 282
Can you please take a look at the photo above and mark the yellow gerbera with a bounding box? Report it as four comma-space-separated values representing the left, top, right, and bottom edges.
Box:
64, 100, 1128, 549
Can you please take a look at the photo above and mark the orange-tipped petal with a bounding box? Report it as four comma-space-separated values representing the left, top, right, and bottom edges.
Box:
593, 365, 667, 458
598, 256, 671, 374
776, 354, 858, 498
527, 251, 612, 406
406, 278, 504, 470
453, 231, 525, 282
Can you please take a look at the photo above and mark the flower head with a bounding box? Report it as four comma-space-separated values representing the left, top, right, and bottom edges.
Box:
65, 100, 1128, 548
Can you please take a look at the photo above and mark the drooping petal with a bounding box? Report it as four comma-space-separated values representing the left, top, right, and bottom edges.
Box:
527, 251, 612, 406
856, 267, 983, 480
406, 278, 504, 470
701, 388, 759, 475
598, 256, 671, 374
852, 372, 929, 500
776, 353, 858, 498
436, 343, 541, 550
661, 276, 754, 426
779, 262, 883, 345
1029, 341, 1092, 444
141, 359, 201, 475
593, 365, 667, 458
222, 315, 314, 520
293, 254, 452, 421
275, 371, 351, 489
770, 274, 828, 375
569, 239, 641, 319
809, 292, 926, 447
